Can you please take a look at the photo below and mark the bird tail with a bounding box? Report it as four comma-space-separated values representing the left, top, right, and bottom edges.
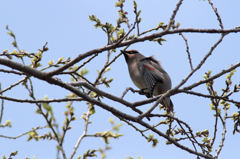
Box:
162, 97, 174, 113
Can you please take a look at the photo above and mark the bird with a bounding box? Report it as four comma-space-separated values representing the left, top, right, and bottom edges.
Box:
122, 49, 174, 112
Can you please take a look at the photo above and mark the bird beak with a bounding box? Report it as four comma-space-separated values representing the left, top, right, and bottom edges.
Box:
121, 50, 130, 61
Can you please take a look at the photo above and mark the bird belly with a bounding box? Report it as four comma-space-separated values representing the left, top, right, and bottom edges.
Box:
132, 77, 146, 89
129, 68, 146, 89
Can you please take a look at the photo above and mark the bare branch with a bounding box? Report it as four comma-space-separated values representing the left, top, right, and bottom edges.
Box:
138, 34, 225, 119
0, 76, 28, 95
121, 87, 143, 99
0, 84, 4, 124
0, 68, 23, 75
166, 0, 184, 30
60, 53, 98, 74
178, 90, 240, 107
214, 107, 227, 158
179, 33, 193, 71
0, 56, 213, 158
181, 61, 240, 91
45, 27, 240, 77
0, 95, 83, 103
137, 120, 213, 159
0, 125, 48, 139
208, 0, 224, 30
1, 1, 239, 158
69, 110, 91, 159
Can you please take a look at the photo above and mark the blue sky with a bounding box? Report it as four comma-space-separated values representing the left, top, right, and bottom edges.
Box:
1, 0, 240, 159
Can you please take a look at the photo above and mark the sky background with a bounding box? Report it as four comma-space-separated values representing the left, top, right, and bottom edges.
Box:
0, 0, 240, 159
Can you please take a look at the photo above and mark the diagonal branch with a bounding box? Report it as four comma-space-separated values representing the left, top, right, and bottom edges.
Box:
0, 125, 48, 139
181, 61, 240, 91
179, 33, 193, 71
69, 110, 91, 159
45, 27, 240, 77
177, 90, 240, 107
138, 34, 225, 119
0, 95, 83, 103
166, 0, 184, 30
0, 76, 28, 95
0, 57, 213, 159
208, 0, 224, 30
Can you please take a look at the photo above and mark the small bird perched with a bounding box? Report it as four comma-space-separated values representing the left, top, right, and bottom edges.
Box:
122, 49, 174, 112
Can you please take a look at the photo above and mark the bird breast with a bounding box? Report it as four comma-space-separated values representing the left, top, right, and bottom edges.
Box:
128, 62, 146, 89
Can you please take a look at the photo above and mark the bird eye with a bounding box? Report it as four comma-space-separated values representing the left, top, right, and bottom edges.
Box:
127, 50, 138, 54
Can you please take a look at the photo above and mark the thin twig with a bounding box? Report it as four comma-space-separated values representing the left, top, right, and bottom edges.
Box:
177, 90, 240, 106
69, 110, 91, 159
138, 34, 225, 119
121, 118, 149, 140
0, 57, 213, 159
208, 0, 224, 30
121, 87, 143, 99
0, 95, 83, 103
214, 107, 227, 158
179, 33, 193, 71
166, 0, 184, 30
0, 84, 3, 124
0, 125, 48, 139
149, 114, 202, 147
181, 61, 240, 91
0, 76, 28, 94
60, 54, 99, 75
137, 119, 213, 159
23, 77, 67, 159
0, 98, 3, 124
176, 120, 198, 153
0, 69, 23, 75
45, 27, 240, 77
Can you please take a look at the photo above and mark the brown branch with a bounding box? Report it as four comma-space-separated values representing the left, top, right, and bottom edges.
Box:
121, 87, 143, 99
0, 95, 83, 103
0, 57, 214, 159
181, 61, 240, 92
0, 68, 23, 75
166, 0, 184, 30
45, 27, 240, 76
149, 114, 202, 147
177, 90, 240, 106
139, 34, 225, 119
60, 53, 99, 74
208, 0, 224, 30
68, 82, 144, 114
137, 120, 213, 159
214, 106, 227, 158
0, 76, 28, 95
0, 125, 48, 139
176, 120, 198, 153
69, 110, 91, 159
0, 84, 4, 124
179, 33, 193, 71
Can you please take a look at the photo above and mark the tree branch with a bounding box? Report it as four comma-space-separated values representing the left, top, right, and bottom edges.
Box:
181, 61, 240, 91
179, 33, 193, 71
0, 125, 48, 139
0, 95, 83, 103
0, 56, 213, 158
45, 27, 240, 76
69, 110, 91, 159
177, 90, 240, 106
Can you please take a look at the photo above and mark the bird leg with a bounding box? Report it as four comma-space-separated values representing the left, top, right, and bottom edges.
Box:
139, 88, 152, 98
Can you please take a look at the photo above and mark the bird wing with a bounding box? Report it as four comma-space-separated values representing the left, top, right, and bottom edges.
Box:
138, 57, 164, 97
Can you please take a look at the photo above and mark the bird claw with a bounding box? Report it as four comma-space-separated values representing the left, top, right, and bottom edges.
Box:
139, 88, 152, 98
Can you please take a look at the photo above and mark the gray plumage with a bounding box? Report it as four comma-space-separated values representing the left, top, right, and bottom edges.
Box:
122, 49, 173, 112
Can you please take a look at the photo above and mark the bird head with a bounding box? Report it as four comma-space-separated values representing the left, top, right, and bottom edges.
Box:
121, 49, 141, 63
